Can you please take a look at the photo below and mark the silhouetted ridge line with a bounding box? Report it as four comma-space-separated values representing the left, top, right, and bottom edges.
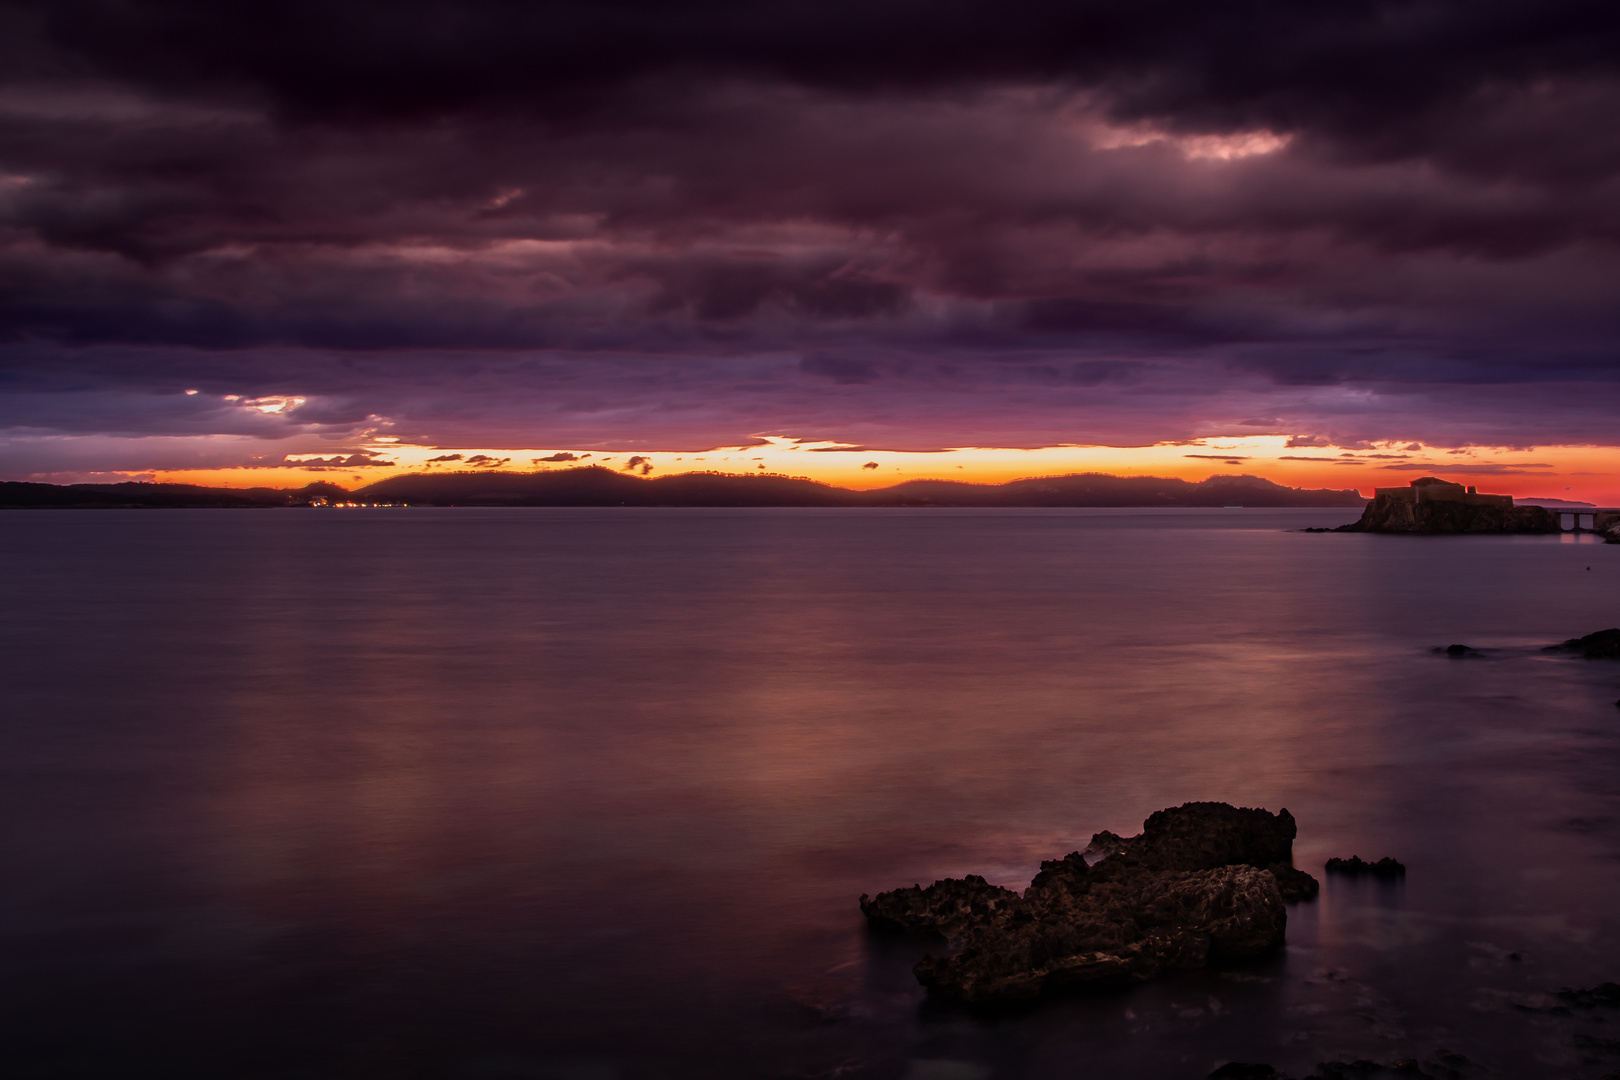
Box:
353, 468, 1367, 507
2, 470, 1368, 508
0, 480, 349, 509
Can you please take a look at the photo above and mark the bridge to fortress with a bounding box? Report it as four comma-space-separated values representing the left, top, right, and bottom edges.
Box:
1553, 509, 1620, 533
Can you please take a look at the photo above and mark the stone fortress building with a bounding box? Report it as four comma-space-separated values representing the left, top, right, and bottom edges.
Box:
1344, 476, 1618, 536
1371, 476, 1514, 508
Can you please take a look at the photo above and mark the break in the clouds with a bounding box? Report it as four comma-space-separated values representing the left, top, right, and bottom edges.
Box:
2, 0, 1619, 470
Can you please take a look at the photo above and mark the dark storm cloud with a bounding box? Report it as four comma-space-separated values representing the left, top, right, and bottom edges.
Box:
10, 1, 1618, 138
2, 0, 1620, 460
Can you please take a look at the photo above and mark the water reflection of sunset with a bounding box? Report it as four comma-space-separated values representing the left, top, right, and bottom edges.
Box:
9, 507, 1620, 1076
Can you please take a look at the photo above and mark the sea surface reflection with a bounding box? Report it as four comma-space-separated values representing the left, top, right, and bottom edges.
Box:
2, 507, 1619, 1078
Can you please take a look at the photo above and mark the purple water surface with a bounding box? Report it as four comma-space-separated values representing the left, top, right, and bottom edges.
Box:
2, 507, 1618, 1079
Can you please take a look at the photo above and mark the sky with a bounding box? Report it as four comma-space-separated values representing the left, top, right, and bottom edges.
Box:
3, 1, 1619, 500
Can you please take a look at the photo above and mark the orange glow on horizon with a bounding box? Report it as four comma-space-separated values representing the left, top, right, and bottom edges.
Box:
110, 434, 1620, 506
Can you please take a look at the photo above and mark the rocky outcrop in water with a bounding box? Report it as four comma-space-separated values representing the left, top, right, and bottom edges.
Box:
1325, 856, 1406, 877
859, 802, 1316, 1004
1337, 494, 1558, 535
1548, 628, 1620, 659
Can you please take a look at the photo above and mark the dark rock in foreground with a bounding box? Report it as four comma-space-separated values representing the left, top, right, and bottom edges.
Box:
1325, 855, 1406, 877
1547, 628, 1620, 659
1438, 644, 1479, 658
859, 802, 1316, 1004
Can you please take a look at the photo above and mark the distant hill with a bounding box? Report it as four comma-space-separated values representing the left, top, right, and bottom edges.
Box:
1, 469, 1367, 509
1513, 497, 1597, 508
352, 467, 1366, 507
855, 473, 1367, 508
0, 481, 348, 509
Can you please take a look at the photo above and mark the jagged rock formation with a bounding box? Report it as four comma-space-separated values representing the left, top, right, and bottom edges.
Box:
1548, 628, 1620, 659
859, 802, 1317, 1004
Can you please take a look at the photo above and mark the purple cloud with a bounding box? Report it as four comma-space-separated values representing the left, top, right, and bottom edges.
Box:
1, 0, 1618, 471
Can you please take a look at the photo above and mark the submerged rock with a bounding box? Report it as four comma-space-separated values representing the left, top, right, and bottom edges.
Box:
1438, 644, 1479, 658
1548, 628, 1620, 659
859, 802, 1316, 1004
1325, 855, 1406, 877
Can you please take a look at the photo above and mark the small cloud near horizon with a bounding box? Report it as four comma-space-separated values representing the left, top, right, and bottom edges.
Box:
284, 451, 395, 468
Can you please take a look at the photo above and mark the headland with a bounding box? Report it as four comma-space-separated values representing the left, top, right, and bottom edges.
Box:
1336, 476, 1620, 537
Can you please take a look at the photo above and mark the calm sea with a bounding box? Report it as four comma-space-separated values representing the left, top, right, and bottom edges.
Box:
2, 508, 1618, 1079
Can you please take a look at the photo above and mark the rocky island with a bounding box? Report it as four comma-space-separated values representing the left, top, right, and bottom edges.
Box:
1548, 627, 1620, 659
859, 802, 1317, 1005
1336, 477, 1559, 534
